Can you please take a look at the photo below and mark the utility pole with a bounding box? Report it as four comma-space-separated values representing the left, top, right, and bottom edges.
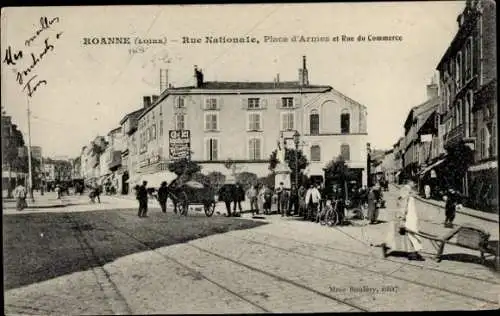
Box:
26, 95, 35, 202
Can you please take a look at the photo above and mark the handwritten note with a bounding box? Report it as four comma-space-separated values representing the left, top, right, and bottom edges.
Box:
2, 17, 62, 98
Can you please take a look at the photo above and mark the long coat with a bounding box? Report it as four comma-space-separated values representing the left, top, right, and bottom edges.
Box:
367, 190, 378, 222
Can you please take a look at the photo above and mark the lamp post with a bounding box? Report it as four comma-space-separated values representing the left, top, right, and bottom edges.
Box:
366, 142, 371, 188
26, 95, 35, 202
293, 130, 300, 191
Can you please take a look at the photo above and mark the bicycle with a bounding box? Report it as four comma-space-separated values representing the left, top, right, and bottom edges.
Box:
319, 200, 341, 226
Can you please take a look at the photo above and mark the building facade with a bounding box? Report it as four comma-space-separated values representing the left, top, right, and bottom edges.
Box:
436, 0, 497, 211
131, 57, 369, 187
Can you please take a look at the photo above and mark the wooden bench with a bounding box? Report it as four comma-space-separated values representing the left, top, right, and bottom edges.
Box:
412, 224, 498, 268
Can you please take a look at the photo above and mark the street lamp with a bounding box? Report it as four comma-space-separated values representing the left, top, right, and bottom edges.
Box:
366, 142, 371, 188
293, 130, 300, 189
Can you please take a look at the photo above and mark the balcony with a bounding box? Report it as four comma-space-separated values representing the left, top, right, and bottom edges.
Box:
108, 150, 122, 170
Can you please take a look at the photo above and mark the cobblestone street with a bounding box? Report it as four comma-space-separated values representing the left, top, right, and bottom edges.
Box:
4, 186, 499, 314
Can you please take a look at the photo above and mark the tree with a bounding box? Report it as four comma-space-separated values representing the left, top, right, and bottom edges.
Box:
207, 171, 226, 190
269, 148, 309, 186
190, 172, 210, 186
235, 172, 258, 191
324, 155, 356, 199
167, 158, 201, 177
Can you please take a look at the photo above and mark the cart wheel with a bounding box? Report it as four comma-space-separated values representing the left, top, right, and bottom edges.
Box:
204, 202, 215, 217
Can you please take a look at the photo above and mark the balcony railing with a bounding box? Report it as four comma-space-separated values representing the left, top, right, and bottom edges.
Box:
443, 124, 464, 148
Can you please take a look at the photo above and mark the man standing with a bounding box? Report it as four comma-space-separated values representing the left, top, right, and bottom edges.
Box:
13, 182, 27, 211
288, 185, 299, 216
137, 181, 149, 218
305, 183, 321, 221
276, 182, 284, 215
367, 187, 378, 224
247, 184, 259, 216
158, 181, 169, 213
218, 184, 233, 217
233, 182, 245, 215
444, 188, 462, 228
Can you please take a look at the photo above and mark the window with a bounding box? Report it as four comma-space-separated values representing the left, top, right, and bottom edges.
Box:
248, 138, 261, 160
480, 126, 491, 159
446, 85, 451, 109
281, 112, 294, 130
160, 120, 163, 136
456, 100, 463, 126
175, 114, 185, 130
152, 124, 156, 140
340, 109, 350, 134
465, 37, 473, 80
310, 110, 319, 135
159, 105, 162, 116
205, 113, 218, 131
282, 97, 294, 108
205, 138, 218, 161
455, 52, 462, 88
248, 98, 260, 109
248, 113, 261, 131
340, 144, 350, 161
176, 96, 185, 108
310, 145, 321, 162
205, 98, 218, 110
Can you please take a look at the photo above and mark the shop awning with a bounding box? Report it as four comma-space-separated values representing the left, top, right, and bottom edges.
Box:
419, 158, 445, 177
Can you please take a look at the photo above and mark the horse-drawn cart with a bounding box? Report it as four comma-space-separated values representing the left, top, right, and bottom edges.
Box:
168, 180, 217, 217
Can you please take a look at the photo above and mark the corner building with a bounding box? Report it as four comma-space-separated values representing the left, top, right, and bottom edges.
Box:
135, 57, 369, 186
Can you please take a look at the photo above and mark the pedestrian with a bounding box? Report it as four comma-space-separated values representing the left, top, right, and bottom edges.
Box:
158, 181, 168, 213
13, 182, 28, 211
275, 182, 284, 215
55, 184, 61, 199
367, 187, 378, 224
335, 189, 346, 225
137, 181, 149, 218
263, 185, 273, 215
257, 184, 266, 213
444, 188, 462, 228
298, 185, 306, 217
233, 182, 245, 215
94, 185, 101, 203
288, 185, 299, 216
247, 184, 259, 215
218, 184, 234, 217
305, 183, 321, 221
382, 180, 424, 261
281, 189, 290, 217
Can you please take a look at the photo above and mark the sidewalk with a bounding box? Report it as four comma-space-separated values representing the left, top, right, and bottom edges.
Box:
2, 191, 71, 210
390, 184, 498, 224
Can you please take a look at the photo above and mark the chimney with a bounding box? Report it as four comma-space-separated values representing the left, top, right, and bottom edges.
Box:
426, 83, 438, 100
194, 65, 204, 88
152, 95, 159, 103
143, 96, 151, 108
299, 55, 309, 86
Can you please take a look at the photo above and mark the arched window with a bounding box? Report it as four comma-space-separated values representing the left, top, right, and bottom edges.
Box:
310, 145, 321, 162
341, 109, 350, 134
340, 144, 350, 161
310, 110, 319, 135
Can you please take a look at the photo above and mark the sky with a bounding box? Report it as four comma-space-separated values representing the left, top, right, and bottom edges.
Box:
1, 2, 465, 158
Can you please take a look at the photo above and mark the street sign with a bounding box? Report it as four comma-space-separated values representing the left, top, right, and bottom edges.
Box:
169, 130, 191, 160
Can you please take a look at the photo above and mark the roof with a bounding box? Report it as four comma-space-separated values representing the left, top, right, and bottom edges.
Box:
167, 81, 331, 90
119, 108, 145, 125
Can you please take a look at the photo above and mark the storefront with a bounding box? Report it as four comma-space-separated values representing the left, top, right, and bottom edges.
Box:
467, 160, 498, 213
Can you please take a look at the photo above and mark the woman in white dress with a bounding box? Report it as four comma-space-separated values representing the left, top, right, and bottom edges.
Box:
381, 180, 424, 261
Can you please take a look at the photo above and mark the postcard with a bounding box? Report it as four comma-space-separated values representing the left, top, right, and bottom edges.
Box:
2, 2, 498, 314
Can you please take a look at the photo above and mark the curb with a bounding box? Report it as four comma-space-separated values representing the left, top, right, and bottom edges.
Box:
391, 183, 498, 224
414, 195, 499, 224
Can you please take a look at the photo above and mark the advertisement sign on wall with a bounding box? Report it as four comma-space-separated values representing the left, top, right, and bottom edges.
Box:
169, 130, 191, 160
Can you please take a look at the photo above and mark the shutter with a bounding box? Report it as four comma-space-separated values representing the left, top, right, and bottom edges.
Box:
258, 113, 262, 130
242, 98, 247, 109
203, 97, 208, 110
204, 139, 209, 160
218, 97, 223, 110
294, 96, 299, 108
